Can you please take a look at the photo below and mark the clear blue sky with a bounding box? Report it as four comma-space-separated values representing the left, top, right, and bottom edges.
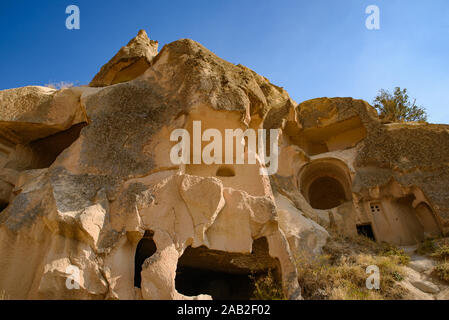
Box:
1, 0, 448, 123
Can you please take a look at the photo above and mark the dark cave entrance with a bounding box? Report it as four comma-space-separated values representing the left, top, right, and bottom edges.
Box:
175, 238, 280, 300
4, 122, 87, 171
29, 122, 87, 169
134, 231, 157, 288
216, 165, 236, 177
357, 224, 376, 241
175, 266, 254, 300
0, 201, 8, 213
299, 160, 352, 211
308, 176, 347, 210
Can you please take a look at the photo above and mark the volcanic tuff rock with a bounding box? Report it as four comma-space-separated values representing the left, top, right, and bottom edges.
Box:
0, 29, 448, 300
89, 30, 159, 87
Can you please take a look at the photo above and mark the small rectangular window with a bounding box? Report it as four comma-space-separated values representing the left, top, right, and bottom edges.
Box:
369, 202, 381, 214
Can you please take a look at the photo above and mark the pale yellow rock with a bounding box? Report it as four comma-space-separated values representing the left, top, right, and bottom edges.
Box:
436, 288, 449, 300
0, 86, 87, 144
411, 280, 440, 294
206, 188, 255, 253
89, 30, 158, 87
179, 175, 225, 247
1, 29, 449, 302
276, 194, 329, 258
398, 280, 435, 300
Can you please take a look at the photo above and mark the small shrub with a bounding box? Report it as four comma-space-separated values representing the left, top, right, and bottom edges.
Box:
431, 245, 449, 261
416, 238, 449, 261
433, 262, 449, 283
416, 239, 437, 255
415, 238, 449, 283
0, 290, 9, 300
296, 234, 406, 300
392, 271, 404, 282
380, 244, 410, 265
250, 270, 285, 300
373, 87, 427, 122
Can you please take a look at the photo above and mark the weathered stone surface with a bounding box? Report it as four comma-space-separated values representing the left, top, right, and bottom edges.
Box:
354, 123, 449, 227
1, 29, 449, 301
0, 86, 87, 144
89, 30, 159, 87
437, 288, 449, 300
297, 97, 379, 131
409, 257, 436, 273
179, 175, 225, 247
275, 194, 329, 257
399, 280, 435, 300
411, 280, 440, 294
0, 31, 310, 300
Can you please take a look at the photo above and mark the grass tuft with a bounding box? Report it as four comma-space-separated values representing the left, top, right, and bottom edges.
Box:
0, 290, 9, 300
415, 237, 449, 283
380, 243, 410, 265
434, 262, 449, 283
431, 245, 449, 261
416, 239, 437, 255
296, 234, 407, 300
250, 270, 285, 300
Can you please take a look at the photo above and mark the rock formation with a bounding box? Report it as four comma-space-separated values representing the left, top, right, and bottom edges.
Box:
0, 30, 448, 300
89, 30, 158, 87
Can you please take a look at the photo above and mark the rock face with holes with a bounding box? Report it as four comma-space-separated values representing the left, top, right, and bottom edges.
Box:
0, 30, 306, 300
275, 97, 449, 246
0, 30, 448, 300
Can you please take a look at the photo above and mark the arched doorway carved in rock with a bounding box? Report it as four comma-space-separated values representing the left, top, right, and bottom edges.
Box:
298, 158, 352, 210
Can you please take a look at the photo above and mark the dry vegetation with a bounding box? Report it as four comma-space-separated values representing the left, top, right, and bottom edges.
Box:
250, 270, 285, 300
250, 233, 410, 300
434, 262, 449, 282
418, 237, 449, 283
296, 234, 409, 300
0, 290, 8, 300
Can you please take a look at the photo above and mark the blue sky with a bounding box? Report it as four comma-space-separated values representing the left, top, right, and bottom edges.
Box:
1, 0, 448, 123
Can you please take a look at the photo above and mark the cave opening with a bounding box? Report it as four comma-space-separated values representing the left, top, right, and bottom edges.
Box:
216, 165, 235, 177
356, 224, 376, 241
415, 202, 442, 238
134, 230, 157, 288
175, 238, 280, 300
308, 176, 347, 210
0, 201, 8, 213
5, 122, 87, 171
299, 159, 352, 211
391, 195, 441, 244
175, 266, 255, 300
28, 122, 87, 169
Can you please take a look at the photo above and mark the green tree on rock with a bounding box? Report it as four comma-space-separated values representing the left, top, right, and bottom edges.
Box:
373, 87, 428, 122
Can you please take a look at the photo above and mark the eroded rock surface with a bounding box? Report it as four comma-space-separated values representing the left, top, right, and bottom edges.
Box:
89, 30, 159, 87
0, 30, 448, 300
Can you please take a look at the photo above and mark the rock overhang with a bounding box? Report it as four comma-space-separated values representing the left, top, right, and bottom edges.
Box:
0, 29, 448, 300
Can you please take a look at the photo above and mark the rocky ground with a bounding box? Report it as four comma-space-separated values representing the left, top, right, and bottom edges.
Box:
399, 243, 449, 300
